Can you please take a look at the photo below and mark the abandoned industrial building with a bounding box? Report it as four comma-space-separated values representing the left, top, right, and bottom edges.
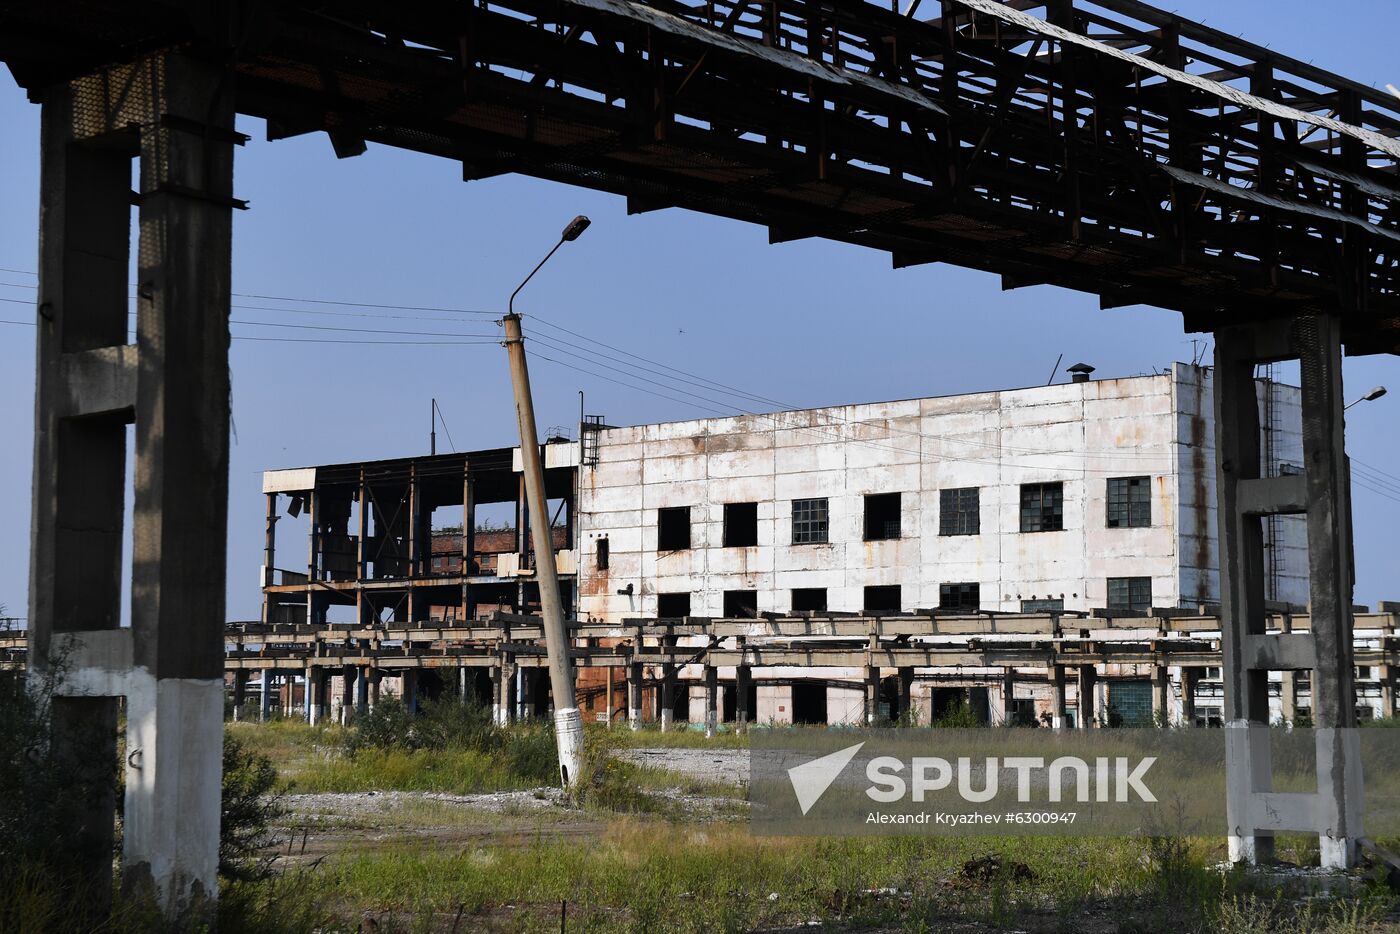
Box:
235, 362, 1395, 731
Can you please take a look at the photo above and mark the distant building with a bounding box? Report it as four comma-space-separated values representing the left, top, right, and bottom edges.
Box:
260, 363, 1338, 726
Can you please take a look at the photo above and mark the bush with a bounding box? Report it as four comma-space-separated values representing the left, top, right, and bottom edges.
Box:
339, 695, 561, 788
221, 731, 285, 882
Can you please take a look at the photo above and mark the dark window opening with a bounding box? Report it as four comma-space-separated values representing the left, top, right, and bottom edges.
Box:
791, 498, 829, 544
657, 592, 691, 619
657, 506, 691, 551
791, 682, 828, 725
1020, 482, 1064, 533
863, 585, 901, 615
1106, 476, 1151, 528
723, 589, 759, 619
596, 537, 609, 570
1107, 576, 1152, 612
723, 502, 759, 547
864, 492, 901, 541
939, 487, 980, 536
791, 588, 828, 613
938, 582, 980, 611
1021, 598, 1064, 613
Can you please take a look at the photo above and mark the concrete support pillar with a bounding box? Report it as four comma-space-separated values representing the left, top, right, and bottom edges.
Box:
496, 659, 515, 725
704, 666, 718, 738
627, 661, 643, 730
865, 666, 881, 725
1214, 315, 1363, 868
114, 54, 236, 914
660, 665, 676, 731
403, 669, 419, 714
304, 666, 318, 725
1381, 665, 1396, 720
232, 671, 248, 722
1280, 671, 1299, 724
735, 664, 752, 734
1050, 665, 1067, 729
339, 666, 356, 725
260, 669, 273, 722
1181, 668, 1200, 726
1001, 668, 1016, 726
1077, 666, 1097, 729
1151, 666, 1170, 726
897, 668, 913, 724
459, 665, 469, 704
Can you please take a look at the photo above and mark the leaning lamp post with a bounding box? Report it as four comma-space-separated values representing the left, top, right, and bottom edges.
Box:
501, 214, 590, 788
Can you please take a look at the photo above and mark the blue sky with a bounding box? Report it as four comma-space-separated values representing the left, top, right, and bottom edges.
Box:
1, 1, 1397, 620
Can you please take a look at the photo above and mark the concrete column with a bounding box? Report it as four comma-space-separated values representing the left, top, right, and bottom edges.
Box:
704, 666, 718, 738
232, 671, 248, 722
496, 659, 515, 725
1380, 665, 1396, 720
1181, 668, 1200, 726
1280, 671, 1299, 724
736, 664, 752, 734
1213, 326, 1276, 866
628, 661, 644, 730
1297, 314, 1362, 869
118, 54, 237, 914
1050, 665, 1067, 729
660, 666, 677, 731
260, 669, 273, 722
865, 666, 881, 725
356, 666, 371, 712
1001, 669, 1016, 726
304, 666, 317, 724
897, 668, 913, 724
1077, 666, 1097, 729
403, 669, 419, 714
1151, 666, 1169, 726
459, 665, 470, 704
28, 65, 138, 906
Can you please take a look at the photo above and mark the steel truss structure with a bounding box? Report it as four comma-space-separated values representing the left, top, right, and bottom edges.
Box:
6, 0, 1400, 350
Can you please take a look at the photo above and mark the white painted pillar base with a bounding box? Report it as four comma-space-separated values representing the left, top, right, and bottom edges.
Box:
123, 672, 223, 913
660, 709, 673, 732
555, 707, 584, 788
629, 707, 642, 731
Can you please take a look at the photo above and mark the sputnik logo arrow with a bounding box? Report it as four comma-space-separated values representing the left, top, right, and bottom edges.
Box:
787, 742, 864, 815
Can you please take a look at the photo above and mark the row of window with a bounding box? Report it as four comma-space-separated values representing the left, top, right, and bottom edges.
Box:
650, 576, 1154, 617
651, 477, 1153, 550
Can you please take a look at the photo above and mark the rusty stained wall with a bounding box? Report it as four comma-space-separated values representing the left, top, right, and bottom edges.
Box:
576, 369, 1218, 622
1173, 364, 1308, 607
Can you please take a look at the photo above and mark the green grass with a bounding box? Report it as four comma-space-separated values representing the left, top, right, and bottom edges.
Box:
296, 825, 1397, 933
592, 723, 750, 750
290, 746, 552, 794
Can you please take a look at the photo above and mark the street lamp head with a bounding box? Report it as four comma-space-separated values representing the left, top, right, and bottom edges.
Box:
561, 215, 591, 241
1362, 386, 1388, 403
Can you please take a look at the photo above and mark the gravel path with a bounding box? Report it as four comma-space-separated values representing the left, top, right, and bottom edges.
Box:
617, 747, 750, 787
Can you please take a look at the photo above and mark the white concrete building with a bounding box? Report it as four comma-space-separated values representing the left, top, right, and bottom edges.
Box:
577, 362, 1308, 624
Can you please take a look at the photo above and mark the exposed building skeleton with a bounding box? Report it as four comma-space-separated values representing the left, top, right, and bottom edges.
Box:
6, 0, 1399, 911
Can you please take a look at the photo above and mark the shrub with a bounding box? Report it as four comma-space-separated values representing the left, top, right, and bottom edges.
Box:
221, 731, 286, 882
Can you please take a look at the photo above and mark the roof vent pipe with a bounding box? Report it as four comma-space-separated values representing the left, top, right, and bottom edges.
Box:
1067, 362, 1095, 384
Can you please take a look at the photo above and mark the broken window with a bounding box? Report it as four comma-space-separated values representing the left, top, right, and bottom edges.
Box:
791, 497, 829, 544
1021, 598, 1064, 613
939, 487, 980, 536
791, 588, 828, 613
596, 537, 609, 570
657, 506, 691, 551
657, 592, 691, 618
863, 492, 901, 541
939, 583, 980, 611
723, 502, 759, 547
863, 585, 901, 615
1106, 476, 1151, 528
1019, 482, 1064, 532
723, 589, 758, 619
1107, 576, 1152, 612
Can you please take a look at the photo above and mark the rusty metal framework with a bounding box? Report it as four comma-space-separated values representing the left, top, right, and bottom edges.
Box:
4, 0, 1400, 351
